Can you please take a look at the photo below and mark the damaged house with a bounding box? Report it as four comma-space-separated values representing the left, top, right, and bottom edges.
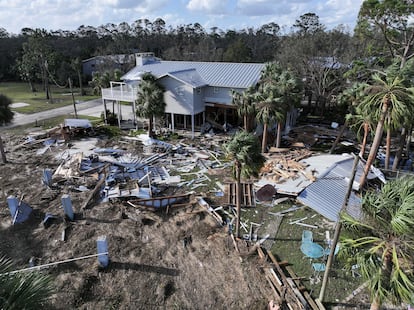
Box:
101, 52, 297, 137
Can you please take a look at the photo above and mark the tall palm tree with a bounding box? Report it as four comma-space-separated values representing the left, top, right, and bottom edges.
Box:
255, 91, 282, 153
340, 177, 414, 310
256, 62, 283, 153
273, 69, 301, 148
0, 94, 14, 163
331, 82, 367, 154
224, 131, 266, 237
135, 73, 166, 138
359, 73, 414, 187
346, 104, 376, 159
0, 255, 54, 309
231, 86, 256, 131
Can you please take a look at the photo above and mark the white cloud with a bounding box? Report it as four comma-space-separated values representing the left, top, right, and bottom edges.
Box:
0, 0, 363, 35
186, 0, 228, 14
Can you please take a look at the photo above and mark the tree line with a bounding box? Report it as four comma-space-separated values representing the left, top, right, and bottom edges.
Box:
0, 1, 414, 309
0, 13, 357, 113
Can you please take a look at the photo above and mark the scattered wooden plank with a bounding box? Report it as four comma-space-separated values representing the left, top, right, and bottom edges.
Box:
81, 176, 106, 210
295, 222, 318, 229
230, 234, 239, 253
285, 265, 321, 310
289, 217, 308, 225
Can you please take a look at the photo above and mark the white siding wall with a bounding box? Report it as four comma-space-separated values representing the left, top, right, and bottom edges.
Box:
160, 77, 197, 115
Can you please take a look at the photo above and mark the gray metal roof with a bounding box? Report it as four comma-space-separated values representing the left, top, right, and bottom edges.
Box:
296, 155, 374, 221
121, 60, 265, 88
297, 168, 362, 221
160, 69, 208, 88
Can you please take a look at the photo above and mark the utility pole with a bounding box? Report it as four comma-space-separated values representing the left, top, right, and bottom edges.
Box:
318, 154, 359, 302
68, 78, 78, 119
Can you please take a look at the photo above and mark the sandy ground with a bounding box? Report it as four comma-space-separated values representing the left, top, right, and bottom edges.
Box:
0, 132, 273, 309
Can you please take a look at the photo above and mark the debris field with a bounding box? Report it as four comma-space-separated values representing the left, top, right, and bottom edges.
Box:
0, 122, 367, 309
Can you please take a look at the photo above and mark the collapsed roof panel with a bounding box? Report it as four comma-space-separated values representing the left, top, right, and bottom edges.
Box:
297, 168, 362, 221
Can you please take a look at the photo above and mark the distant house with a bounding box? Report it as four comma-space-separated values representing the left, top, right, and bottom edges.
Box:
82, 54, 135, 78
101, 52, 266, 137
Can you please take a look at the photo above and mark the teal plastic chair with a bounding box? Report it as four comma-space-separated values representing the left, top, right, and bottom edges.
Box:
302, 230, 313, 243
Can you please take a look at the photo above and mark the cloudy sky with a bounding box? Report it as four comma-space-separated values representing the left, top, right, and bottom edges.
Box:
0, 0, 364, 35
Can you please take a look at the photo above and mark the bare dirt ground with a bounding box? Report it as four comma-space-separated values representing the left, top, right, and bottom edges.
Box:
0, 131, 273, 309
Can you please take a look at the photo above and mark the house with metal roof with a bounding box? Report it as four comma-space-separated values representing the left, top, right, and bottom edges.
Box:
101, 52, 265, 137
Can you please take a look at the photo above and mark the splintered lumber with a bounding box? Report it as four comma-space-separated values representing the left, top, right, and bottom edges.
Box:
285, 265, 321, 310
54, 152, 83, 178
230, 234, 240, 253
263, 273, 282, 302
266, 249, 309, 309
196, 197, 223, 224
81, 176, 106, 210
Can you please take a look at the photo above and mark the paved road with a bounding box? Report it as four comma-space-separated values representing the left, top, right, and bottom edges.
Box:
2, 99, 136, 129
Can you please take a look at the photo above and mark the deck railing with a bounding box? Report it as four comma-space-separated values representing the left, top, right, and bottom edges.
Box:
101, 86, 138, 102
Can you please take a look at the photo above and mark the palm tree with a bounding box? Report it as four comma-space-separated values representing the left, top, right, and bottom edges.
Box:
0, 94, 14, 163
0, 255, 54, 309
255, 91, 282, 153
224, 131, 266, 237
331, 82, 367, 154
359, 73, 414, 187
256, 62, 283, 153
346, 104, 375, 159
272, 69, 301, 148
135, 73, 166, 138
340, 177, 414, 310
231, 86, 256, 131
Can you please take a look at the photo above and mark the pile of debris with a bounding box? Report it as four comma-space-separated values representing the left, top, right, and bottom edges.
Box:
260, 148, 314, 184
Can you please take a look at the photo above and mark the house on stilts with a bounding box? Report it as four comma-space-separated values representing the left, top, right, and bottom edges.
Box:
101, 52, 298, 138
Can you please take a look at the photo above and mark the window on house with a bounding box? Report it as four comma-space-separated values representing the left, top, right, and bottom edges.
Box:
213, 87, 219, 93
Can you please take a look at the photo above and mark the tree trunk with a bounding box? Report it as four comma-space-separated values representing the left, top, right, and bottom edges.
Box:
244, 115, 248, 132
276, 121, 282, 148
148, 116, 154, 138
235, 162, 241, 238
360, 102, 388, 188
360, 123, 369, 159
69, 78, 78, 119
392, 127, 407, 172
77, 70, 84, 96
0, 135, 6, 164
261, 123, 268, 153
28, 80, 35, 92
385, 126, 391, 170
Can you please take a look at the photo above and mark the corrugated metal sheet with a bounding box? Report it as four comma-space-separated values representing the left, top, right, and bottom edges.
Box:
297, 156, 366, 221
122, 60, 264, 88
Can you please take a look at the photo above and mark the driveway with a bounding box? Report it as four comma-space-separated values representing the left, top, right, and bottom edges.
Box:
3, 99, 136, 129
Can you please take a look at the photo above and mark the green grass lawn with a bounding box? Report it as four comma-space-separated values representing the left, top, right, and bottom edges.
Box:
242, 201, 365, 306
0, 82, 99, 114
